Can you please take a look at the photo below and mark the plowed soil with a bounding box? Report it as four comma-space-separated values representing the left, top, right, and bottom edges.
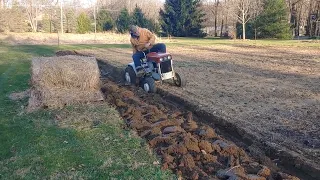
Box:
59, 43, 319, 179
100, 78, 298, 180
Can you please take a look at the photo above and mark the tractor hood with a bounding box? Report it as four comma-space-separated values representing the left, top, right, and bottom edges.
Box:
147, 52, 171, 63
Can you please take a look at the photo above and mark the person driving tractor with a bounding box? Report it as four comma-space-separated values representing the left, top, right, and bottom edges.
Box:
129, 25, 166, 74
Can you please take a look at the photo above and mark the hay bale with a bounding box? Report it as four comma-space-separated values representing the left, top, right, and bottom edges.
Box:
28, 55, 104, 111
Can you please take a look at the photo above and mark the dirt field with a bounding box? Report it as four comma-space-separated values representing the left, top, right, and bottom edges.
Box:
78, 43, 320, 178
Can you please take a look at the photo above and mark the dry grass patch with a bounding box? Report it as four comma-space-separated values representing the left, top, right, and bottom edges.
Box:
55, 103, 120, 130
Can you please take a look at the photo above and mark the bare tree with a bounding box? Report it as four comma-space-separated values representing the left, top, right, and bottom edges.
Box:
306, 0, 320, 36
0, 0, 9, 9
21, 0, 36, 32
234, 0, 252, 39
214, 0, 219, 36
21, 0, 49, 32
203, 0, 221, 36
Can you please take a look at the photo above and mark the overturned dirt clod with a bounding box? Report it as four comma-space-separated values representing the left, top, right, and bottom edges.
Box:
199, 140, 214, 154
101, 79, 300, 180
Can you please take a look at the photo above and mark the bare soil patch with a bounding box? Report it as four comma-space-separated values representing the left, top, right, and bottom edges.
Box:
76, 44, 320, 179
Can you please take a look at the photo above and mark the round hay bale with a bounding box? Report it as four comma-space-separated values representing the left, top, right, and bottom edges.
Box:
27, 55, 104, 111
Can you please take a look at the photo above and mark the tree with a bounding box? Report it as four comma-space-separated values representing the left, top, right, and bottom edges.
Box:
116, 8, 130, 33
306, 0, 320, 37
237, 0, 251, 39
65, 8, 77, 33
0, 1, 29, 32
130, 5, 159, 33
255, 0, 292, 39
77, 12, 91, 34
229, 0, 260, 39
214, 0, 220, 37
97, 9, 114, 32
160, 0, 206, 37
21, 0, 40, 32
40, 4, 58, 33
40, 13, 51, 32
131, 5, 148, 28
145, 18, 160, 34
289, 0, 304, 36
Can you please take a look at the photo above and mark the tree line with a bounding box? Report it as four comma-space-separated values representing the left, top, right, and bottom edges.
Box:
0, 0, 319, 39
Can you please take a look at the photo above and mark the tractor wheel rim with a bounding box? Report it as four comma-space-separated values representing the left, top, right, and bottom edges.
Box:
143, 83, 150, 92
125, 72, 131, 83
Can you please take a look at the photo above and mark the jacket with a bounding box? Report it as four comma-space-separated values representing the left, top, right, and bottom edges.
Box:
130, 27, 156, 54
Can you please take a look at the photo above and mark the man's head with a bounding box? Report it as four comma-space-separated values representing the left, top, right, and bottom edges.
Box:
129, 25, 140, 38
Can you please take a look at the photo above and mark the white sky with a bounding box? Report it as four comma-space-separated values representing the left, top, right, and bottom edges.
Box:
77, 0, 165, 8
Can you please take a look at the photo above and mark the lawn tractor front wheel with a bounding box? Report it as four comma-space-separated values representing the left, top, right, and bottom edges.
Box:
173, 72, 186, 87
141, 77, 156, 93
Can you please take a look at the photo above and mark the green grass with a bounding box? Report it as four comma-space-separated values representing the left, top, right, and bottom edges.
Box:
0, 42, 174, 179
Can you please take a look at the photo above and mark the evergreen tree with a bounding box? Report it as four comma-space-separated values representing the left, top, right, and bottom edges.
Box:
65, 10, 77, 33
77, 12, 91, 34
145, 19, 160, 34
97, 9, 114, 32
131, 5, 148, 28
160, 0, 206, 37
254, 0, 292, 39
116, 8, 130, 33
40, 14, 51, 32
130, 5, 160, 34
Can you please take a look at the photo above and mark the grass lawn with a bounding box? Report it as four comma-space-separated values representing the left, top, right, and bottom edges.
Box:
0, 42, 174, 179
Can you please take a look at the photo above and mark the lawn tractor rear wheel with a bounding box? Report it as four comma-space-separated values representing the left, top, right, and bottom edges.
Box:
174, 72, 186, 87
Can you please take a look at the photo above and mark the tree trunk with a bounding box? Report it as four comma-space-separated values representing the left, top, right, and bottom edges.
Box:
60, 0, 63, 33
214, 0, 219, 37
242, 22, 246, 40
225, 14, 228, 32
220, 17, 224, 37
297, 3, 303, 36
291, 3, 298, 36
26, 9, 35, 32
316, 2, 320, 36
242, 10, 245, 40
35, 5, 38, 32
306, 0, 313, 36
50, 19, 52, 33
214, 17, 217, 36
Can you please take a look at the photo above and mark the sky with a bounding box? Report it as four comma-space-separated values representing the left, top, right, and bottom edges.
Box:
77, 0, 165, 8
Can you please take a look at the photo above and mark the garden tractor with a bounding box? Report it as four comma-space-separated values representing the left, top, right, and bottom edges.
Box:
124, 51, 186, 93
